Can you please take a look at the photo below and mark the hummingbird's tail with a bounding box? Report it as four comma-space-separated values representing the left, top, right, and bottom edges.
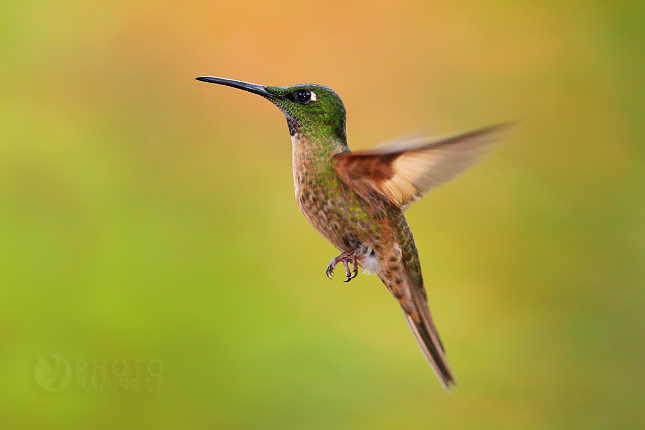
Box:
402, 298, 456, 391
379, 268, 456, 391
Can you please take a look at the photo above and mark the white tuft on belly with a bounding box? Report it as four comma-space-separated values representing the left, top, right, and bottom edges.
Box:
361, 250, 381, 275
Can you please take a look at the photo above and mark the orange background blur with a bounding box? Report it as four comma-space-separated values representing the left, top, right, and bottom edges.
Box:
2, 1, 644, 428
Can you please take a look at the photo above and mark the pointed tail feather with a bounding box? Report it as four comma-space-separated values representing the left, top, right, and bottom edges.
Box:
377, 216, 456, 390
403, 309, 456, 391
404, 281, 456, 391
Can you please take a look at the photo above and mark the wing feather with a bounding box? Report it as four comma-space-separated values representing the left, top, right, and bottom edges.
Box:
334, 123, 512, 210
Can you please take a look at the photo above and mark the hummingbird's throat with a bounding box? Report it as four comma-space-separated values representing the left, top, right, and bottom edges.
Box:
285, 117, 299, 136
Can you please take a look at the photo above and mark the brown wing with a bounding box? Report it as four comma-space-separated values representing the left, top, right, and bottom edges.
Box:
333, 123, 512, 211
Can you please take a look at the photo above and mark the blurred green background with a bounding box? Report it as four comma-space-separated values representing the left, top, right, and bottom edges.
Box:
2, 0, 644, 428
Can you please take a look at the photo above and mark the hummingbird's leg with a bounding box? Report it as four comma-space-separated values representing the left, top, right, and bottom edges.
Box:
326, 250, 359, 282
342, 257, 353, 282
341, 254, 360, 282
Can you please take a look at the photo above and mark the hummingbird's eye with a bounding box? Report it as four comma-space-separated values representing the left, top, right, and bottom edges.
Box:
296, 89, 311, 103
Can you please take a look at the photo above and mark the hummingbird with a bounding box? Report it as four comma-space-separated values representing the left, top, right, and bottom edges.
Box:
197, 76, 508, 391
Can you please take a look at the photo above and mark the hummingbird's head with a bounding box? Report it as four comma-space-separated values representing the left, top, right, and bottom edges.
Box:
197, 77, 347, 143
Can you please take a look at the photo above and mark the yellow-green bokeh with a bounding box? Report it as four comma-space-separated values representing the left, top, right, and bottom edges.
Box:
2, 0, 644, 428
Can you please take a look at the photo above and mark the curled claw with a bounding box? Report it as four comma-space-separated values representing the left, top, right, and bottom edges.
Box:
326, 265, 334, 280
351, 259, 358, 279
327, 250, 359, 282
343, 259, 352, 281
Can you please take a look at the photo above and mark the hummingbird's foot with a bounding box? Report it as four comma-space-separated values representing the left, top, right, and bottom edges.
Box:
326, 250, 359, 282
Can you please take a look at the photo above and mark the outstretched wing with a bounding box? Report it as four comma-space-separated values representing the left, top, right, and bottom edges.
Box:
333, 123, 511, 211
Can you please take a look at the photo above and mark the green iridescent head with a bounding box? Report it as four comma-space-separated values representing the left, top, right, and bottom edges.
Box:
197, 77, 347, 142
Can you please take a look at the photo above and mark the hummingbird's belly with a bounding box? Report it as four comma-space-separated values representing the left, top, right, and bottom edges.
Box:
294, 179, 382, 252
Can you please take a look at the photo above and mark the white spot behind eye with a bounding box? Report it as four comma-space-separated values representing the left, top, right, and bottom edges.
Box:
310, 91, 317, 101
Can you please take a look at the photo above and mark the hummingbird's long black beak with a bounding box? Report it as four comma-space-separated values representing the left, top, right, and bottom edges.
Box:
196, 76, 276, 100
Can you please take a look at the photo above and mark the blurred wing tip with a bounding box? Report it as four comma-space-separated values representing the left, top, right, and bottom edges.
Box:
479, 120, 520, 139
